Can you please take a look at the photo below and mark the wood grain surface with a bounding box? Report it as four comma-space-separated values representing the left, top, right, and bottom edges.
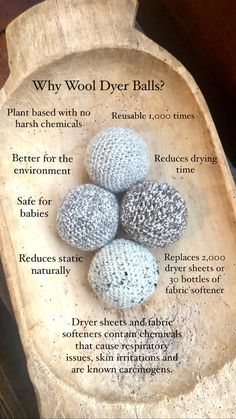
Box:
1, 4, 43, 418
137, 0, 236, 166
0, 0, 236, 417
0, 1, 236, 418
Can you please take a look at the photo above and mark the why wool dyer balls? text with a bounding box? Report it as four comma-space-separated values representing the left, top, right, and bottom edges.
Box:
32, 79, 165, 94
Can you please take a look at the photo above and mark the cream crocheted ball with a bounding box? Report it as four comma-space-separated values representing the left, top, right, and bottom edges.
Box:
88, 239, 159, 309
85, 127, 150, 193
57, 184, 119, 251
121, 181, 188, 247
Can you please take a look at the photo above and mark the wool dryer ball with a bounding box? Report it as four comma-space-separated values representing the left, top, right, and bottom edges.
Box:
57, 184, 119, 251
85, 127, 150, 192
88, 239, 159, 309
121, 180, 188, 247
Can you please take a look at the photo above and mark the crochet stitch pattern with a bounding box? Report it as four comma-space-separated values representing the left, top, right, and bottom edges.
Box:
121, 181, 188, 247
88, 239, 159, 309
85, 127, 150, 193
57, 184, 119, 251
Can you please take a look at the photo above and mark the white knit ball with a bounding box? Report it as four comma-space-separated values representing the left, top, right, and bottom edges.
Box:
88, 239, 159, 309
57, 184, 119, 251
85, 127, 150, 193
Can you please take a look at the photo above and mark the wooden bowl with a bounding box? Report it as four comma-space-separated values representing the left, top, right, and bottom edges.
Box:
0, 0, 236, 417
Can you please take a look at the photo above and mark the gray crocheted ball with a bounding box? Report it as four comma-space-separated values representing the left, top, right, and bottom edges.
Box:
88, 239, 159, 309
57, 184, 119, 251
85, 127, 150, 193
121, 181, 188, 247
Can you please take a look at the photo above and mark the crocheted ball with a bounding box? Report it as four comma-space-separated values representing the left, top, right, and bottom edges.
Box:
57, 184, 119, 251
85, 127, 150, 193
121, 181, 188, 247
88, 239, 159, 309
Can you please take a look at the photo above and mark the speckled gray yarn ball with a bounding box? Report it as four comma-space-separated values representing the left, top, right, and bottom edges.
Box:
57, 184, 119, 251
85, 127, 150, 193
88, 239, 159, 309
121, 181, 188, 247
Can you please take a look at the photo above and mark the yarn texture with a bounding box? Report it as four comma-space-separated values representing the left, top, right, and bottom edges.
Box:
57, 184, 119, 251
85, 127, 150, 193
88, 239, 159, 309
121, 181, 188, 247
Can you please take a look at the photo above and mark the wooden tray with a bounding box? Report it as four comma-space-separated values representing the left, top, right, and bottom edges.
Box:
0, 0, 236, 417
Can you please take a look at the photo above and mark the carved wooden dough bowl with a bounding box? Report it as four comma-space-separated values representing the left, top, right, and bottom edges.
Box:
0, 0, 236, 417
